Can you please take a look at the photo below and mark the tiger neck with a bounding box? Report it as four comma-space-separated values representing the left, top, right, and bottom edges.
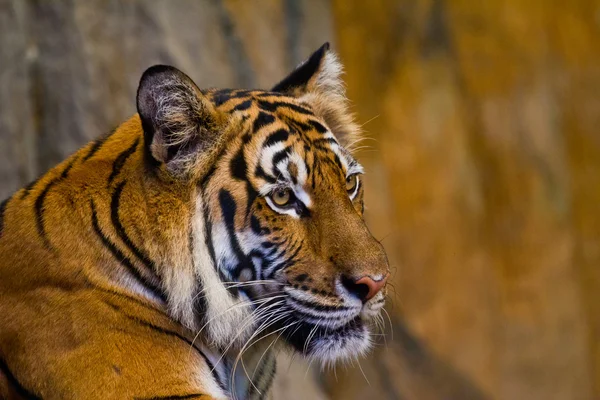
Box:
105, 148, 277, 397
211, 339, 278, 399
45, 118, 197, 329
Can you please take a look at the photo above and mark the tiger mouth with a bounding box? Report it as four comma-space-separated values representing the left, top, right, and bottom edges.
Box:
289, 316, 364, 348
267, 312, 371, 362
242, 287, 379, 362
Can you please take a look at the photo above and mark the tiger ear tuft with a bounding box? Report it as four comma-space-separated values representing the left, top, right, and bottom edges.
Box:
271, 43, 359, 147
137, 65, 222, 177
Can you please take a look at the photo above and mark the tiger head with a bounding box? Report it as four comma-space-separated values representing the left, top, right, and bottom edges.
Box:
136, 43, 389, 363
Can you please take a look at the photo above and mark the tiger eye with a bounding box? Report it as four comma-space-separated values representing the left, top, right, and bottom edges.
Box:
272, 188, 292, 206
346, 175, 358, 193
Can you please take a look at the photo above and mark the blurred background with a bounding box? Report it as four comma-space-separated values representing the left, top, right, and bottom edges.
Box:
1, 1, 599, 399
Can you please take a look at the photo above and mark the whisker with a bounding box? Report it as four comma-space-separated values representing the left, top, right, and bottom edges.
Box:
211, 300, 287, 374
356, 356, 371, 386
381, 307, 394, 342
360, 115, 380, 128
191, 279, 282, 301
189, 294, 288, 353
230, 310, 294, 396
251, 319, 298, 381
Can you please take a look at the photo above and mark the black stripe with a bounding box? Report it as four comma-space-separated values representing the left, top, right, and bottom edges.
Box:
89, 283, 167, 315
210, 89, 235, 106
307, 119, 328, 134
311, 156, 319, 189
260, 356, 277, 399
20, 176, 41, 200
0, 197, 9, 237
32, 156, 80, 249
271, 146, 292, 167
289, 164, 298, 185
313, 137, 338, 146
218, 189, 253, 278
135, 395, 207, 400
257, 99, 313, 115
203, 206, 218, 270
285, 119, 311, 140
230, 148, 247, 181
231, 90, 254, 98
104, 301, 224, 393
83, 133, 109, 162
231, 99, 253, 112
281, 240, 303, 268
90, 200, 167, 302
242, 132, 252, 144
255, 164, 276, 184
331, 153, 344, 172
252, 112, 276, 132
199, 165, 217, 189
211, 89, 256, 105
263, 129, 289, 148
17, 148, 79, 199
265, 241, 303, 280
288, 296, 352, 312
110, 181, 161, 279
252, 352, 276, 399
254, 92, 289, 99
34, 178, 58, 250
187, 223, 207, 319
233, 89, 252, 95
0, 358, 42, 399
108, 138, 139, 185
60, 154, 79, 179
250, 214, 269, 236
303, 151, 311, 178
200, 179, 231, 295
245, 184, 258, 218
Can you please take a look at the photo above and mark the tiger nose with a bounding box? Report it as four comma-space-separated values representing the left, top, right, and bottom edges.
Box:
342, 274, 388, 303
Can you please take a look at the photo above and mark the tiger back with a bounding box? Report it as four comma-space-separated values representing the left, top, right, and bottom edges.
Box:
0, 43, 389, 400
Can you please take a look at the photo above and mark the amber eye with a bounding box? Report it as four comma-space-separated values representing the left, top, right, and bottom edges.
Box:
346, 175, 358, 194
272, 188, 292, 207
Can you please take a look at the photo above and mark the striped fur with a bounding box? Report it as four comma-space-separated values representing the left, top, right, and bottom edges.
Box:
0, 43, 389, 400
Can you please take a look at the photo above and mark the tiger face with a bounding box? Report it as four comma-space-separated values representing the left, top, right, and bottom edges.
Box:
137, 44, 389, 363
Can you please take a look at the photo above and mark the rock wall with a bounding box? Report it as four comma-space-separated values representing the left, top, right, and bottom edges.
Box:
331, 1, 600, 399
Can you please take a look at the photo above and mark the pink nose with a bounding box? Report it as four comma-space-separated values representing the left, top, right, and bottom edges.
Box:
355, 275, 387, 302
341, 274, 387, 303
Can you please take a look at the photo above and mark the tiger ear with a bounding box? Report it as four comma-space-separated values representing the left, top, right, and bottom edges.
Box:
271, 43, 359, 146
137, 65, 223, 177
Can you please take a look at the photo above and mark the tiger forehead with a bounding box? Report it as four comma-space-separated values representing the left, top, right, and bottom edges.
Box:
206, 88, 336, 150
204, 88, 303, 110
205, 88, 360, 186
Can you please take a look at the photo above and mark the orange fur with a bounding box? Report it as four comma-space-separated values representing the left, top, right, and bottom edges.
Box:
0, 44, 389, 400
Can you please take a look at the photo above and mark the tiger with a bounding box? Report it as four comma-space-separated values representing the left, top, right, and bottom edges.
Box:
0, 43, 389, 400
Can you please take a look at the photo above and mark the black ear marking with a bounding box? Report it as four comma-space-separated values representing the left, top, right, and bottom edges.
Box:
270, 43, 360, 147
136, 65, 219, 175
271, 42, 330, 93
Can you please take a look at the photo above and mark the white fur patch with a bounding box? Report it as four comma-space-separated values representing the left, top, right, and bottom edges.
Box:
259, 142, 287, 179
315, 51, 345, 97
309, 323, 372, 366
192, 195, 253, 347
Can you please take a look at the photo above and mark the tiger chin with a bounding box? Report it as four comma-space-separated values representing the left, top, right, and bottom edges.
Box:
0, 43, 389, 400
